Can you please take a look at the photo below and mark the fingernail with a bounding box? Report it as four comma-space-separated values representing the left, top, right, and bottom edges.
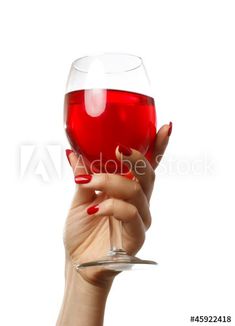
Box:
168, 122, 173, 137
87, 205, 99, 215
75, 174, 92, 184
66, 149, 73, 165
118, 144, 132, 156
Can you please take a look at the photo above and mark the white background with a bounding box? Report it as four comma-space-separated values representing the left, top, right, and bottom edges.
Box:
0, 0, 235, 325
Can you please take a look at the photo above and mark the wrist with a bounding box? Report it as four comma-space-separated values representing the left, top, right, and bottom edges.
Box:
57, 259, 113, 326
65, 258, 113, 298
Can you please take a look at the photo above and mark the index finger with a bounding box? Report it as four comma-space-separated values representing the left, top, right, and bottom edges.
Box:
66, 150, 95, 207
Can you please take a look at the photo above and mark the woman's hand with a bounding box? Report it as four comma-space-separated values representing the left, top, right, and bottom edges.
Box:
63, 123, 172, 287
57, 123, 172, 326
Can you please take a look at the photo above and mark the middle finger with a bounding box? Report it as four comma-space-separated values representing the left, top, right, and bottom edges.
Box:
75, 173, 151, 228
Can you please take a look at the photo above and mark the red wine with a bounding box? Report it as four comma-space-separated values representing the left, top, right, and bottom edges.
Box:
64, 89, 156, 173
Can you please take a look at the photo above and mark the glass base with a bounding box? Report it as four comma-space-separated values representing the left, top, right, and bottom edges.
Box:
75, 250, 157, 272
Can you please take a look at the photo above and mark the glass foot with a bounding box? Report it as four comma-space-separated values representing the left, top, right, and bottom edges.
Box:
75, 250, 157, 272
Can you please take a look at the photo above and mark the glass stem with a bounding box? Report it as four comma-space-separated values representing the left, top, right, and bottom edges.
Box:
109, 216, 125, 254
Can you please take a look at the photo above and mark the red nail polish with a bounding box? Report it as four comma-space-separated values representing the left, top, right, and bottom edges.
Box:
87, 205, 99, 215
66, 149, 73, 165
118, 144, 132, 156
75, 174, 92, 184
168, 122, 173, 137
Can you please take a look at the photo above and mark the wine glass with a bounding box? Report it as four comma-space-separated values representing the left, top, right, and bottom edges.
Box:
64, 53, 157, 271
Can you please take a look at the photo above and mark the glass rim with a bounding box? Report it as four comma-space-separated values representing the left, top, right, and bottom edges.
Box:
71, 52, 143, 74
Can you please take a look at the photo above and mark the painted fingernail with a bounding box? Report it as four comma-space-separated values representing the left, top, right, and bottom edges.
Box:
168, 121, 173, 137
87, 205, 99, 215
118, 144, 132, 156
66, 149, 73, 165
75, 174, 92, 184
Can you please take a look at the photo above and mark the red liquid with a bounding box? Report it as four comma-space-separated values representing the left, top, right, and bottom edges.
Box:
64, 89, 156, 173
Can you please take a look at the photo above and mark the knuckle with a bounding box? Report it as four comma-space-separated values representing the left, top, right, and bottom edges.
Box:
132, 181, 142, 198
101, 173, 110, 187
128, 204, 138, 219
106, 198, 115, 212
